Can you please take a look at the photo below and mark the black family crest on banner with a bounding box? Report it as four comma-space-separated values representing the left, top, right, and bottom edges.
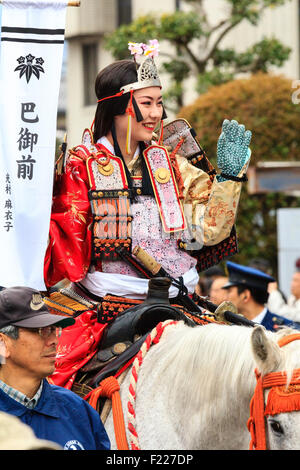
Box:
14, 54, 45, 83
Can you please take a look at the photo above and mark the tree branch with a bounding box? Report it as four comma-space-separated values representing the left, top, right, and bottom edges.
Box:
202, 0, 281, 64
209, 18, 229, 35
203, 19, 240, 63
180, 42, 204, 72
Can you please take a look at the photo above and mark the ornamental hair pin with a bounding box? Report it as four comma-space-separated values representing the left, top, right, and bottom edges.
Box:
121, 40, 161, 95
122, 40, 162, 154
128, 39, 160, 61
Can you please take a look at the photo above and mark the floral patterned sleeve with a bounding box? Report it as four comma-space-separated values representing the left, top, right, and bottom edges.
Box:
176, 155, 244, 246
44, 155, 93, 288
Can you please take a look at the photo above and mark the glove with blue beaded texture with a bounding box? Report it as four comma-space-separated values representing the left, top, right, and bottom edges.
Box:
217, 119, 252, 182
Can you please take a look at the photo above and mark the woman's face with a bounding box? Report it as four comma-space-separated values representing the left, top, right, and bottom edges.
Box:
114, 86, 164, 146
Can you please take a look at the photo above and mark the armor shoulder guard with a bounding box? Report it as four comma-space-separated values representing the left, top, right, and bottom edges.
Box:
67, 128, 107, 164
55, 128, 96, 175
162, 118, 217, 182
164, 120, 238, 272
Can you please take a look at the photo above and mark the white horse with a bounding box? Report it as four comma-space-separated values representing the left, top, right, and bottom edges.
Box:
104, 321, 300, 450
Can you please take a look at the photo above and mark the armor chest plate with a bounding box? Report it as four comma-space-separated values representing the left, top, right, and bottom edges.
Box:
85, 143, 185, 262
87, 151, 133, 261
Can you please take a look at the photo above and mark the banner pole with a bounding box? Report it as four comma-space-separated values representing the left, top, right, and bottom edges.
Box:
0, 1, 81, 5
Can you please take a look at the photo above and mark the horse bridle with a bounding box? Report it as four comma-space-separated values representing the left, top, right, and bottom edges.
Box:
248, 333, 300, 450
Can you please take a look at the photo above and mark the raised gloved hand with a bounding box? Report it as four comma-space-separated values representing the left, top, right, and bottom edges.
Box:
217, 119, 252, 182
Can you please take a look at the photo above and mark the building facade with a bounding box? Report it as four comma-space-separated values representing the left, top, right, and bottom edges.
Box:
63, 0, 300, 147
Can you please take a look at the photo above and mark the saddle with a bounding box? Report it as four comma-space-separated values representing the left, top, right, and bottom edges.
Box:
99, 277, 194, 348
72, 277, 254, 397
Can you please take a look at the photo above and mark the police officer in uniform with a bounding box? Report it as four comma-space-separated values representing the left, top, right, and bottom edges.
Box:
222, 261, 300, 331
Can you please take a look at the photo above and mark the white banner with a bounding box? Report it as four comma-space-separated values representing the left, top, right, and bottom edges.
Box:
0, 0, 67, 289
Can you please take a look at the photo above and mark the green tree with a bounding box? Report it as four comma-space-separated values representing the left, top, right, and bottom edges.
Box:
179, 73, 300, 276
105, 0, 291, 112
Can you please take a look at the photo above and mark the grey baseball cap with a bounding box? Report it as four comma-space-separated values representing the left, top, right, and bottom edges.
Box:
0, 286, 75, 329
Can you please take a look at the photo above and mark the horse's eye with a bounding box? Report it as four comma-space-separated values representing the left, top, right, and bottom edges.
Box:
270, 420, 284, 435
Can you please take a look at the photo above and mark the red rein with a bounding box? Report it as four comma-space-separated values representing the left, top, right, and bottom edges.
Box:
248, 333, 300, 450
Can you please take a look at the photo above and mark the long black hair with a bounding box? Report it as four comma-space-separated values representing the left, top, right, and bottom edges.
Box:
93, 60, 138, 142
93, 59, 154, 198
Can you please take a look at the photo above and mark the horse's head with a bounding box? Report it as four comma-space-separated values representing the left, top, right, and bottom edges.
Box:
250, 325, 300, 450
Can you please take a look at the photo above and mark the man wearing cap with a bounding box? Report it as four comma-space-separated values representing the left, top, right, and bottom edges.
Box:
0, 286, 110, 451
222, 261, 300, 331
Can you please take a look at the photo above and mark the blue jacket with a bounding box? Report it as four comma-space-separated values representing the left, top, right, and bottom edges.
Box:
0, 379, 110, 450
261, 309, 300, 332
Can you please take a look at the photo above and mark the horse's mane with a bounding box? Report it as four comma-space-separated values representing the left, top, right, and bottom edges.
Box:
149, 322, 298, 433
155, 322, 257, 407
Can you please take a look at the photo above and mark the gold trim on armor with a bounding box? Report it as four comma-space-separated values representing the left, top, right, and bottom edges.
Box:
98, 162, 114, 176
154, 167, 171, 184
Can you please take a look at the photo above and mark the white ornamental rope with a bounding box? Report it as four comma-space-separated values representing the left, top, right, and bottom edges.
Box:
126, 319, 177, 450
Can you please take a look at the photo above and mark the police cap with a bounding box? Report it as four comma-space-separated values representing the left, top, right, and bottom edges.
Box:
222, 261, 275, 292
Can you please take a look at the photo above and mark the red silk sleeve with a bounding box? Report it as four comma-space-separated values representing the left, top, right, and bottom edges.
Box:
44, 156, 93, 288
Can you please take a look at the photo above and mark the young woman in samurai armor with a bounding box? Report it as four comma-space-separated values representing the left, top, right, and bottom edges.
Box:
44, 41, 252, 389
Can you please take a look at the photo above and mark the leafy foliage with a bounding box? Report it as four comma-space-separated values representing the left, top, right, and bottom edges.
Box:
105, 0, 292, 111
179, 73, 300, 275
105, 15, 159, 60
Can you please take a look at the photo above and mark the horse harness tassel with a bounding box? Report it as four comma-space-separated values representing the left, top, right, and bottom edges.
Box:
85, 320, 177, 450
248, 333, 300, 450
85, 375, 129, 450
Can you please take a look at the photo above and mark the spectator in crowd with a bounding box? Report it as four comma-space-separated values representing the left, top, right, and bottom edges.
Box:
0, 286, 110, 451
194, 277, 210, 297
208, 276, 229, 306
222, 261, 300, 331
195, 265, 225, 297
268, 263, 300, 322
247, 256, 300, 320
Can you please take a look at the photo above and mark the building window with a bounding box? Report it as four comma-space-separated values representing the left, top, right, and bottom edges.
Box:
117, 0, 132, 26
82, 43, 98, 106
175, 0, 181, 10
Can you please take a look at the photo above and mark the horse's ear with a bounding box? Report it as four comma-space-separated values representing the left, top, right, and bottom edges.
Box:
251, 325, 282, 375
